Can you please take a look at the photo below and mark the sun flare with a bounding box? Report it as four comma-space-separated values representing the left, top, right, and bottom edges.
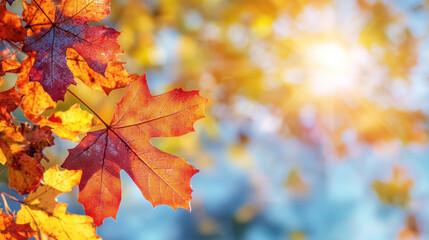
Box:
303, 41, 355, 96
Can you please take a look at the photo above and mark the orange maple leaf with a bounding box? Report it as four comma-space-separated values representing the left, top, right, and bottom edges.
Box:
62, 75, 207, 225
15, 55, 56, 118
66, 49, 139, 95
1, 59, 21, 74
0, 2, 26, 42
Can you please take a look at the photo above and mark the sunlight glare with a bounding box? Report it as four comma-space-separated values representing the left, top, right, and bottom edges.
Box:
304, 41, 354, 96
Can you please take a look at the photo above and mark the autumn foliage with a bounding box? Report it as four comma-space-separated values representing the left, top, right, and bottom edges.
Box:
0, 0, 206, 238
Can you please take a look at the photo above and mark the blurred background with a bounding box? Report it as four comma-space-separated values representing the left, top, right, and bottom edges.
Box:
3, 0, 429, 239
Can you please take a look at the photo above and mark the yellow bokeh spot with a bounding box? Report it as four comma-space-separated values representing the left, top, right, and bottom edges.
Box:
252, 15, 273, 38
289, 231, 306, 240
198, 218, 218, 235
235, 205, 258, 223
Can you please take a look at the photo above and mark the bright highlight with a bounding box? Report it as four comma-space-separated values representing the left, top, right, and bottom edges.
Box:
304, 41, 354, 96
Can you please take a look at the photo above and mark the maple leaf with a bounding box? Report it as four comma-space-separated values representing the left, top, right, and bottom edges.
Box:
1, 59, 21, 74
22, 0, 109, 36
0, 88, 22, 123
58, 0, 110, 23
37, 103, 100, 142
22, 0, 121, 101
16, 166, 100, 240
0, 123, 54, 195
0, 88, 53, 194
0, 50, 21, 76
22, 0, 55, 36
67, 49, 139, 95
0, 210, 36, 240
16, 55, 56, 118
0, 2, 26, 42
15, 55, 98, 141
19, 123, 55, 158
62, 75, 207, 225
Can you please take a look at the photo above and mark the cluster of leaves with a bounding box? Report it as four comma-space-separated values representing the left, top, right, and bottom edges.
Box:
0, 0, 207, 238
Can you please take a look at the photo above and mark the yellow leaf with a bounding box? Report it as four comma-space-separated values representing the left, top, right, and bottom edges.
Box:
372, 166, 413, 207
16, 166, 100, 240
358, 1, 397, 48
36, 104, 100, 142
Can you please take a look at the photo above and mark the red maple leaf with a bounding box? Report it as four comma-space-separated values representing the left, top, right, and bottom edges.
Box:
62, 75, 207, 226
22, 0, 121, 101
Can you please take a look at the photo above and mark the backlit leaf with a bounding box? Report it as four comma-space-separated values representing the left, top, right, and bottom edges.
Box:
22, 0, 121, 101
16, 166, 100, 240
67, 49, 139, 95
16, 55, 56, 118
63, 75, 207, 225
37, 103, 100, 142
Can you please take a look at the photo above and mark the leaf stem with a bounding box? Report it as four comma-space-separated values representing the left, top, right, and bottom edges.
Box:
67, 89, 110, 128
0, 192, 23, 204
1, 194, 12, 214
